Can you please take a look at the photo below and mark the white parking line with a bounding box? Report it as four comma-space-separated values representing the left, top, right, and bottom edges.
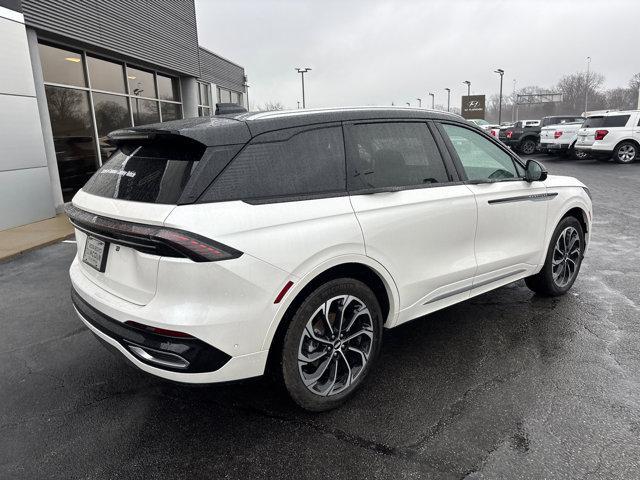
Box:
62, 240, 76, 244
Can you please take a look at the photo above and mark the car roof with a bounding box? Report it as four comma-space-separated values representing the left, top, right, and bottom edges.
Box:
109, 107, 466, 146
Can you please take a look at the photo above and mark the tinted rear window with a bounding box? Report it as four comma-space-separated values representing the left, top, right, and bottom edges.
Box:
582, 117, 604, 128
347, 122, 449, 190
603, 115, 630, 127
200, 126, 345, 202
83, 140, 205, 204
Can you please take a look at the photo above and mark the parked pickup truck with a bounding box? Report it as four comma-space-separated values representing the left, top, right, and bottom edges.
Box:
499, 115, 584, 155
538, 120, 588, 159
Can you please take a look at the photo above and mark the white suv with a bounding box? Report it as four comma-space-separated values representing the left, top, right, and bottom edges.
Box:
67, 107, 592, 411
575, 110, 640, 163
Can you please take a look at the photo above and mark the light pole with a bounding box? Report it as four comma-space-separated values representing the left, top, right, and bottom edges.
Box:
494, 68, 504, 124
417, 98, 422, 107
297, 101, 300, 109
429, 92, 435, 109
584, 56, 591, 114
463, 80, 471, 96
244, 75, 250, 110
295, 67, 311, 108
512, 78, 517, 122
444, 88, 451, 112
406, 102, 410, 107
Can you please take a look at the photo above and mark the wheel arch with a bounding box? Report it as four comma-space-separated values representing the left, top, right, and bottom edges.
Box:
261, 256, 399, 372
540, 200, 591, 266
613, 138, 640, 153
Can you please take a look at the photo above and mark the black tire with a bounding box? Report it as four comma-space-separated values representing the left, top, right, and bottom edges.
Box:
613, 141, 638, 164
570, 144, 589, 160
519, 138, 537, 155
525, 216, 585, 296
280, 278, 383, 411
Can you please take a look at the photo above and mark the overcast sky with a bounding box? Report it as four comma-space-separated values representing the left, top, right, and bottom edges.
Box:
195, 0, 639, 110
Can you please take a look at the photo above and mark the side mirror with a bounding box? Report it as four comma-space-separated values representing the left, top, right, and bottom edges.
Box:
525, 159, 547, 182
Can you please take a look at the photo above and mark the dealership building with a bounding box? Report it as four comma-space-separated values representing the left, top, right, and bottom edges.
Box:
0, 0, 247, 230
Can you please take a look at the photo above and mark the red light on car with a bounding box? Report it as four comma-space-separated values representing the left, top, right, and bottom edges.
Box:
594, 129, 608, 141
554, 131, 562, 139
506, 130, 513, 139
125, 321, 194, 338
274, 280, 294, 304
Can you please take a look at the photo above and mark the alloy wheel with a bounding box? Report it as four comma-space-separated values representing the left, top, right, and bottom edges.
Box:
298, 295, 374, 396
552, 226, 581, 287
617, 144, 636, 163
521, 140, 536, 155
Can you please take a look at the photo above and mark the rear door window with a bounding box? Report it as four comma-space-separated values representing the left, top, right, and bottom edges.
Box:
582, 117, 604, 128
603, 115, 631, 127
200, 126, 345, 202
83, 140, 205, 204
441, 123, 523, 182
346, 122, 449, 191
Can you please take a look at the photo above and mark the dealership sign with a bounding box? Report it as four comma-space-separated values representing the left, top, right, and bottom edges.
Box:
461, 95, 486, 119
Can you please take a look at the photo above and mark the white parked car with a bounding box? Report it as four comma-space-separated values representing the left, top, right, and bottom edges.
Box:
66, 107, 593, 411
539, 121, 588, 159
575, 110, 640, 163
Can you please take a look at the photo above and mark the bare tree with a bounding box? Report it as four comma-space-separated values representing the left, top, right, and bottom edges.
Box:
255, 101, 285, 112
556, 71, 605, 114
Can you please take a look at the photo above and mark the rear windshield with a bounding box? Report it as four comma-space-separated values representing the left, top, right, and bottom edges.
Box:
83, 140, 205, 204
582, 117, 604, 128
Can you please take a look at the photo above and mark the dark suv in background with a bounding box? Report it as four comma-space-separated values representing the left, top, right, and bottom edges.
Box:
500, 115, 585, 155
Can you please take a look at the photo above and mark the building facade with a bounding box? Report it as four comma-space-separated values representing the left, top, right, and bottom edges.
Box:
0, 0, 247, 230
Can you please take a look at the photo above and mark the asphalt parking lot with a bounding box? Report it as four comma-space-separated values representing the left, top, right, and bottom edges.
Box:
1, 154, 639, 480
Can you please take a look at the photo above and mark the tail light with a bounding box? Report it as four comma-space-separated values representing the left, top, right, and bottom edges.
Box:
65, 204, 242, 263
594, 130, 608, 141
554, 131, 562, 139
506, 130, 513, 139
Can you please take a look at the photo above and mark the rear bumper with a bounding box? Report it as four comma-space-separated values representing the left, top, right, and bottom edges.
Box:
539, 142, 569, 151
69, 255, 282, 383
575, 144, 613, 155
72, 287, 231, 373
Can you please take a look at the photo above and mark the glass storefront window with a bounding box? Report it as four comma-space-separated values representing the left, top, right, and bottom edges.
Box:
39, 44, 86, 87
87, 56, 126, 93
93, 92, 131, 158
45, 85, 97, 201
198, 82, 211, 106
39, 41, 183, 200
161, 102, 182, 121
127, 67, 156, 98
198, 106, 211, 117
132, 98, 160, 125
158, 75, 180, 101
231, 91, 241, 105
218, 87, 231, 103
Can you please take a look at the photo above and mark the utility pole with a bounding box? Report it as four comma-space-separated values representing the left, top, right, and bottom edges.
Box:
417, 98, 422, 107
429, 92, 435, 109
295, 67, 311, 108
494, 69, 504, 124
463, 80, 471, 96
512, 78, 517, 122
444, 88, 451, 112
584, 56, 591, 114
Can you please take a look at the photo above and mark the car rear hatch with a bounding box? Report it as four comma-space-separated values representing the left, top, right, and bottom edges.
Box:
68, 126, 248, 305
576, 116, 604, 147
539, 126, 555, 144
